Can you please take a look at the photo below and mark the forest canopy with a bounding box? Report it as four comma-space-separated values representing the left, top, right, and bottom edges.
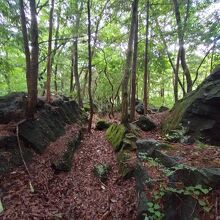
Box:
0, 0, 219, 109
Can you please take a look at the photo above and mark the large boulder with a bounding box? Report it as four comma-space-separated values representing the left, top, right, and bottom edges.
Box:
95, 120, 110, 130
135, 103, 144, 115
136, 116, 156, 131
19, 100, 83, 153
163, 66, 220, 146
106, 124, 126, 151
52, 129, 82, 172
0, 92, 27, 124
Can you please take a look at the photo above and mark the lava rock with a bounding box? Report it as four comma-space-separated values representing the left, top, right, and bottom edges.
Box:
162, 192, 198, 220
136, 116, 156, 131
152, 150, 178, 168
170, 167, 220, 189
134, 163, 150, 220
135, 103, 144, 115
163, 66, 220, 146
52, 130, 82, 172
136, 138, 158, 156
0, 92, 27, 124
95, 120, 110, 130
19, 101, 83, 154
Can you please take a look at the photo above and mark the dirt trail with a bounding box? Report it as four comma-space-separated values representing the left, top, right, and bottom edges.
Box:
0, 125, 136, 220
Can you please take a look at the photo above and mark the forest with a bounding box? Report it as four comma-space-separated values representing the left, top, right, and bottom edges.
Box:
0, 0, 220, 219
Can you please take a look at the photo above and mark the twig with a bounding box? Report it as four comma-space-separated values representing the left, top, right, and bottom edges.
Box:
99, 209, 111, 220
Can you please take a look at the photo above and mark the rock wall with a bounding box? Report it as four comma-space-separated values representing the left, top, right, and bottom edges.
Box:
0, 93, 84, 173
163, 66, 220, 145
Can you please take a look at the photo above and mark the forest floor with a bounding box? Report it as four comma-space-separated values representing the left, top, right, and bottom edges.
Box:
1, 112, 220, 219
0, 115, 136, 220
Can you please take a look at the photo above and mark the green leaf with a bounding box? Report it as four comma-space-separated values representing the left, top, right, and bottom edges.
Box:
203, 206, 212, 213
154, 204, 160, 210
198, 200, 206, 207
148, 207, 155, 213
147, 202, 154, 208
194, 190, 201, 196
200, 188, 210, 194
154, 211, 161, 217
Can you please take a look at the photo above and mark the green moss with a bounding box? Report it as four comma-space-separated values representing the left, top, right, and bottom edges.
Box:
106, 123, 126, 151
162, 87, 203, 133
116, 150, 133, 178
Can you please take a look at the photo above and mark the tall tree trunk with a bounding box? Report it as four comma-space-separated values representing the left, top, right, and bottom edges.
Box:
54, 64, 58, 93
29, 0, 39, 117
46, 0, 55, 102
19, 0, 31, 94
121, 0, 138, 124
87, 0, 93, 132
73, 1, 83, 107
20, 0, 39, 119
81, 0, 109, 104
73, 38, 83, 107
174, 49, 180, 101
130, 12, 139, 122
70, 53, 74, 94
143, 0, 150, 114
53, 6, 60, 95
173, 0, 192, 93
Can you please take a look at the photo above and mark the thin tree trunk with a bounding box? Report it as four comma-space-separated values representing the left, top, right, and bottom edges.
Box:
143, 0, 150, 114
173, 0, 192, 93
70, 53, 74, 93
73, 1, 83, 107
130, 12, 139, 122
87, 0, 93, 132
154, 15, 186, 96
19, 0, 31, 96
121, 0, 138, 124
20, 0, 39, 119
46, 0, 55, 102
54, 64, 58, 93
82, 0, 109, 104
73, 38, 83, 107
174, 49, 180, 101
53, 7, 60, 95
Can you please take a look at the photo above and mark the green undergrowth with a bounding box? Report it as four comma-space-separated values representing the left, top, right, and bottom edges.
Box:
142, 158, 213, 220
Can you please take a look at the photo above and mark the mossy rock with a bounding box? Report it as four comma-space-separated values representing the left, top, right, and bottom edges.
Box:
122, 133, 137, 151
162, 67, 220, 146
106, 123, 126, 151
52, 149, 72, 172
129, 123, 141, 137
116, 150, 134, 178
96, 120, 110, 130
93, 163, 110, 181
